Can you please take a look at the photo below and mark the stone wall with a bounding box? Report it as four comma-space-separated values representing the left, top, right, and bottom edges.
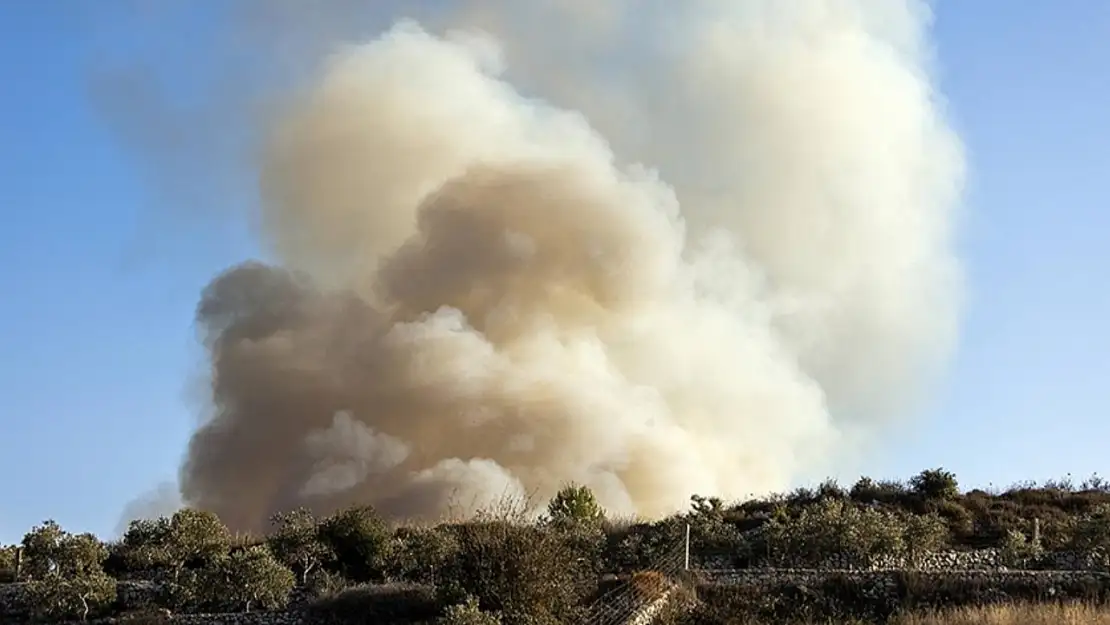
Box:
99, 614, 302, 625
700, 548, 1110, 572
699, 567, 1110, 588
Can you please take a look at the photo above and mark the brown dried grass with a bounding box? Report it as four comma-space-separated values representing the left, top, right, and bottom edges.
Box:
892, 602, 1110, 625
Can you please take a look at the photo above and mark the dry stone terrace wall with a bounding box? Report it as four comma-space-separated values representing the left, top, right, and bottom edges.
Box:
699, 567, 1110, 588
700, 548, 1110, 572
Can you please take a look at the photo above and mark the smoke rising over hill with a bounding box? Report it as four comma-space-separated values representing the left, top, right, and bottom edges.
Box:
122, 1, 964, 532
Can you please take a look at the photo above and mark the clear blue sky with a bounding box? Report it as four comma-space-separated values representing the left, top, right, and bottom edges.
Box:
0, 2, 1107, 544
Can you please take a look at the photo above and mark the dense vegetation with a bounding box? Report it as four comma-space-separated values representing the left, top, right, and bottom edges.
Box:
3, 469, 1110, 623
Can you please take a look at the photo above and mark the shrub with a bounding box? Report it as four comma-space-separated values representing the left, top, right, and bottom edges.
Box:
545, 484, 606, 527
604, 517, 686, 573
387, 525, 462, 585
764, 499, 905, 567
318, 506, 393, 582
303, 567, 350, 600
438, 520, 595, 623
999, 528, 1043, 568
440, 596, 503, 625
685, 497, 748, 568
903, 513, 951, 566
911, 468, 960, 501
850, 477, 910, 505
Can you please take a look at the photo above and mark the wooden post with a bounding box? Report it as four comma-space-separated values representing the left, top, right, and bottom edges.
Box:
684, 523, 691, 571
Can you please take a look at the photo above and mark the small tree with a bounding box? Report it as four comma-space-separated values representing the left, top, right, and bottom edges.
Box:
121, 509, 230, 581
20, 520, 67, 579
25, 570, 116, 622
910, 468, 960, 501
1000, 528, 1043, 568
165, 509, 231, 568
20, 521, 116, 621
388, 525, 461, 585
267, 508, 332, 584
545, 484, 606, 526
318, 506, 392, 582
120, 517, 174, 569
200, 546, 295, 613
20, 521, 107, 579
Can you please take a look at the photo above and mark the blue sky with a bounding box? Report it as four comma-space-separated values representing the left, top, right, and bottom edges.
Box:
0, 2, 1107, 544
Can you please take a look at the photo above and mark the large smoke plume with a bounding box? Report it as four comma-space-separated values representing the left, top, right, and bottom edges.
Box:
136, 1, 964, 533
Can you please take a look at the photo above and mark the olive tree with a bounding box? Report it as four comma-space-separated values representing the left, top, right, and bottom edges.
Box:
120, 509, 231, 611
318, 506, 393, 582
267, 507, 332, 584
120, 509, 231, 580
199, 545, 296, 613
20, 521, 116, 621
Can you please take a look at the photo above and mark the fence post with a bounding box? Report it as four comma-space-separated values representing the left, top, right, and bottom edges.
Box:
684, 523, 691, 571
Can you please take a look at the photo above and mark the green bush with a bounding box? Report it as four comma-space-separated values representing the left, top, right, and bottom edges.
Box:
195, 545, 295, 613
387, 525, 462, 585
902, 512, 951, 566
763, 499, 906, 567
318, 506, 393, 583
545, 484, 606, 527
438, 520, 595, 623
439, 596, 503, 625
910, 468, 960, 501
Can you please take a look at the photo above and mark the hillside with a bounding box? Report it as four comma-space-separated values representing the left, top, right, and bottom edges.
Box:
4, 469, 1110, 624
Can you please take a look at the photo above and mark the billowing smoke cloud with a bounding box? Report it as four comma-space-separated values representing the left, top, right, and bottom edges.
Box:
145, 1, 963, 533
